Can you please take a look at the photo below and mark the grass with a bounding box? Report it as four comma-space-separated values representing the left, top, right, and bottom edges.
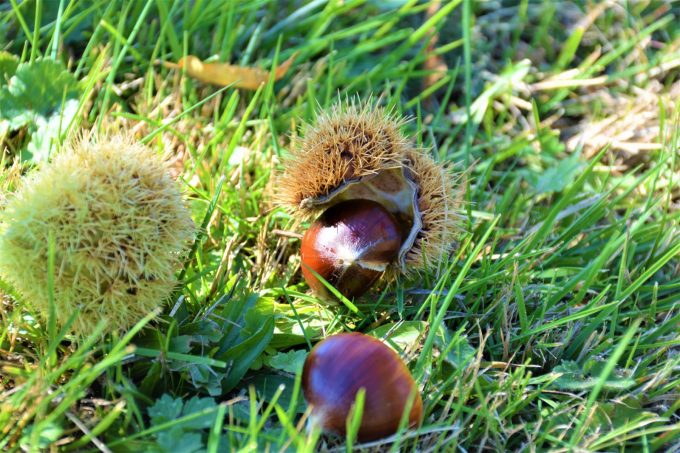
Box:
0, 0, 679, 451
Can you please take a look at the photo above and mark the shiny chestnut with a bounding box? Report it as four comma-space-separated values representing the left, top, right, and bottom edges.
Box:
302, 332, 423, 441
300, 199, 401, 299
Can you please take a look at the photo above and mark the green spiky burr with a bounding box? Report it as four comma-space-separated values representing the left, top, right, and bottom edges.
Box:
0, 136, 195, 337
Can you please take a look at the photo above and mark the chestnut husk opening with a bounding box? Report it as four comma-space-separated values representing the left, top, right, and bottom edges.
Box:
299, 166, 422, 273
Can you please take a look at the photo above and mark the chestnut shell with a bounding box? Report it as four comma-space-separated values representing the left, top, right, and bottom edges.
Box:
300, 199, 401, 299
302, 332, 423, 441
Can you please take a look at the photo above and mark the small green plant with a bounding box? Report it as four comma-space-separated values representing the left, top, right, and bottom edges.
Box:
0, 135, 194, 337
146, 394, 220, 452
0, 54, 81, 162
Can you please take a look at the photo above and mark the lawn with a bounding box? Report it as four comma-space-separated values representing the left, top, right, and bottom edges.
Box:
0, 0, 679, 451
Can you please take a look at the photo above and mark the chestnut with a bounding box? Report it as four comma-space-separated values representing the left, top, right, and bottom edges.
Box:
300, 199, 401, 299
302, 332, 423, 441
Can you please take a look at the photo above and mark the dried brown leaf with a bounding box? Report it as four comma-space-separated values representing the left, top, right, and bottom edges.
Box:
164, 53, 297, 90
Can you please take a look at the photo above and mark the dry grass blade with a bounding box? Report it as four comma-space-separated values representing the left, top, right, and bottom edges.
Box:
564, 80, 680, 160
422, 1, 447, 92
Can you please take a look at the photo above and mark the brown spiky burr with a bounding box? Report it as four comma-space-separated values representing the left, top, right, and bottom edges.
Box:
277, 100, 464, 298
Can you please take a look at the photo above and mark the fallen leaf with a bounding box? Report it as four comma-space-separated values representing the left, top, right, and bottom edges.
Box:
165, 53, 297, 90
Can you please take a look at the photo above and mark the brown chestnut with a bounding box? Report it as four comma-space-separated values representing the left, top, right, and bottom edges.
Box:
300, 199, 401, 299
302, 332, 423, 441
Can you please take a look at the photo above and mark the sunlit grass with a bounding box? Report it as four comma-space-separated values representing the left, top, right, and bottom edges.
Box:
0, 0, 678, 451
